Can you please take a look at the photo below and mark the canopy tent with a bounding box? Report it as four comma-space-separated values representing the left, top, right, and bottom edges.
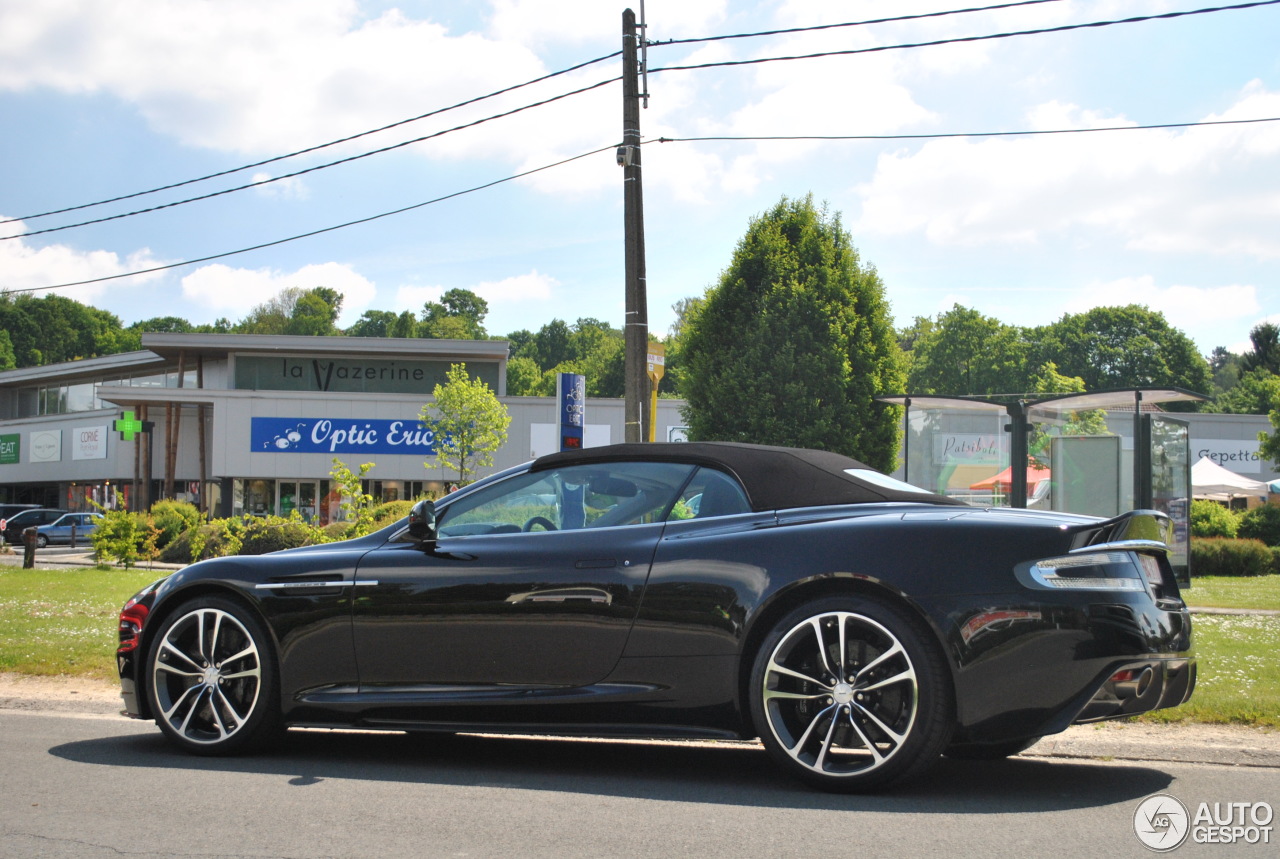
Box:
1190, 456, 1267, 499
969, 465, 1051, 491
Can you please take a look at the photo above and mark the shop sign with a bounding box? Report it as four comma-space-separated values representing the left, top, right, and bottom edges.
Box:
30, 430, 62, 463
251, 417, 440, 455
933, 433, 1003, 465
1195, 439, 1262, 474
72, 425, 109, 460
0, 433, 18, 465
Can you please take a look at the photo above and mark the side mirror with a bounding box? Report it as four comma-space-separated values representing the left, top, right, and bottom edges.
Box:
407, 499, 438, 543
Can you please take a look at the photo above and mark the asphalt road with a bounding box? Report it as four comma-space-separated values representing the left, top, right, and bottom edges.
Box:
3, 711, 1278, 859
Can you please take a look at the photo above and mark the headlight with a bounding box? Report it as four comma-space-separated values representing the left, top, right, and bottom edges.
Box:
1021, 551, 1146, 591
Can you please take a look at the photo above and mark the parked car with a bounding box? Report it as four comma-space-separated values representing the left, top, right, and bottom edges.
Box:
33, 512, 103, 548
0, 503, 40, 523
1, 508, 68, 544
116, 442, 1195, 792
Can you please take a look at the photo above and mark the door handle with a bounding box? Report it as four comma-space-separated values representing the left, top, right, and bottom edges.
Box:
574, 558, 617, 569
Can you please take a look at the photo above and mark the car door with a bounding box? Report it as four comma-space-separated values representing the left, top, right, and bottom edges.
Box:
351, 460, 695, 689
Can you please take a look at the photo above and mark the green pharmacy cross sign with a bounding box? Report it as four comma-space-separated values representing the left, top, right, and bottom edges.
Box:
114, 410, 154, 442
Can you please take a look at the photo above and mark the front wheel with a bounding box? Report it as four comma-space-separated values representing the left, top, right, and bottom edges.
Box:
35, 534, 48, 548
146, 596, 281, 755
749, 595, 954, 792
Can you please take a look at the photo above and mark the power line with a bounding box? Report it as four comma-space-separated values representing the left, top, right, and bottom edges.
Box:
0, 50, 622, 227
654, 116, 1280, 144
657, 0, 1069, 47
2, 76, 620, 242
1, 145, 617, 296
649, 1, 1280, 74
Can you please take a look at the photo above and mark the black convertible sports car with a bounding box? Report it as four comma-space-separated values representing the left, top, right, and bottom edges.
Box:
117, 442, 1195, 791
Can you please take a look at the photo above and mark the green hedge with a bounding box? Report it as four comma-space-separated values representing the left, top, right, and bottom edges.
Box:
1191, 538, 1276, 577
1190, 499, 1240, 539
239, 515, 324, 556
1238, 504, 1280, 546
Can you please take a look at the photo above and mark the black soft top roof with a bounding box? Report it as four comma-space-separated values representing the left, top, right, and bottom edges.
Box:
531, 442, 967, 511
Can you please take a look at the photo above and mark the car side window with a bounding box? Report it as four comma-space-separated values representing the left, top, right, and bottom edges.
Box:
668, 467, 751, 520
438, 461, 696, 537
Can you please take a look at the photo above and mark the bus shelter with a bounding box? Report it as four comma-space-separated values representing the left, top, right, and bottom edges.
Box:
879, 388, 1206, 583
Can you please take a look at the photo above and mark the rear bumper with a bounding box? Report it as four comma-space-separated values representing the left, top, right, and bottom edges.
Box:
1072, 656, 1197, 723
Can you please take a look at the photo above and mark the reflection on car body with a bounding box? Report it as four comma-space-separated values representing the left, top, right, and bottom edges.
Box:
116, 442, 1195, 792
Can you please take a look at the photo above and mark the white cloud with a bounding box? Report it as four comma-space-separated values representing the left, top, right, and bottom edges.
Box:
852, 83, 1280, 258
393, 284, 445, 313
395, 270, 557, 313
180, 261, 376, 324
0, 1, 548, 154
1068, 275, 1258, 327
472, 270, 558, 304
0, 218, 167, 305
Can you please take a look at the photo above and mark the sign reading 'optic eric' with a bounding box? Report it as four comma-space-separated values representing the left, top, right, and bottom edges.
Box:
250, 418, 442, 455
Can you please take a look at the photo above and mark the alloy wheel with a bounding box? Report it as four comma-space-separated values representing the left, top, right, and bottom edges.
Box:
760, 610, 920, 781
151, 606, 263, 746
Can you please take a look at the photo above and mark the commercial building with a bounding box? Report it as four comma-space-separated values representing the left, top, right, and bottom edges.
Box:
0, 333, 689, 521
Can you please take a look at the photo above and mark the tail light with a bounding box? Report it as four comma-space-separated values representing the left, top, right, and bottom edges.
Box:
118, 598, 149, 654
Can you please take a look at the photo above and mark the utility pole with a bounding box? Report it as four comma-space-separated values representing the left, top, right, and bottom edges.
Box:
621, 8, 648, 443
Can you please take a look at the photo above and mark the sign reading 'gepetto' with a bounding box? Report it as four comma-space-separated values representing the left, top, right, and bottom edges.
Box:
251, 418, 440, 455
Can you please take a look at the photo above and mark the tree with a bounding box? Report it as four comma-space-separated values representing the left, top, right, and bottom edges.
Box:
422, 288, 488, 339
345, 310, 398, 338
1241, 323, 1280, 375
422, 363, 511, 484
0, 330, 15, 371
236, 286, 342, 336
389, 310, 419, 338
906, 305, 1028, 396
679, 195, 904, 471
1030, 306, 1211, 403
1209, 367, 1280, 414
1209, 345, 1244, 397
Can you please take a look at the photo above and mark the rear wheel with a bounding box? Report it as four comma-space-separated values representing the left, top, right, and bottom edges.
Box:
146, 596, 280, 755
749, 595, 953, 792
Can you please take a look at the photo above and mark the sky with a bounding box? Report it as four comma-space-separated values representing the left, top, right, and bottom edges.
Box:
1, 0, 1278, 357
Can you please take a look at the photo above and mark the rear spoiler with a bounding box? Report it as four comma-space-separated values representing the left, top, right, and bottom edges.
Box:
1067, 509, 1174, 552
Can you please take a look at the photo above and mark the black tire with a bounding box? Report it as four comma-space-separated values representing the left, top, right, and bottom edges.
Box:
944, 736, 1042, 760
146, 596, 281, 755
748, 595, 954, 792
35, 534, 48, 548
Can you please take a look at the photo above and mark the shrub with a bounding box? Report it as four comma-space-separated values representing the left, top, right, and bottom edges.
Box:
90, 509, 160, 569
322, 521, 353, 541
1190, 499, 1239, 538
150, 499, 202, 548
1237, 504, 1280, 546
1191, 538, 1275, 577
371, 500, 414, 527
239, 514, 324, 555
162, 518, 248, 564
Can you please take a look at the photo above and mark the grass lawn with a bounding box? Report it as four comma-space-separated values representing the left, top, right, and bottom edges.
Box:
1184, 574, 1280, 610
0, 567, 163, 683
1, 566, 1277, 726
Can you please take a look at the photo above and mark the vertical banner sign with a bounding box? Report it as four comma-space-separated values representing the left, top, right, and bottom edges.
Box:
646, 342, 665, 443
557, 373, 585, 451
